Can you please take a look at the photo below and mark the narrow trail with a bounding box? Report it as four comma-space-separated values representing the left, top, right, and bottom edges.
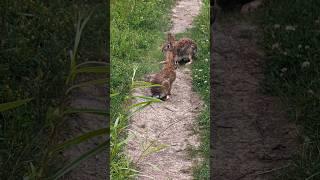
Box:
127, 0, 203, 179
211, 14, 299, 179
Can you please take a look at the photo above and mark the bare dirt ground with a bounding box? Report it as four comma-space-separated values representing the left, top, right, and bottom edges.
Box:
171, 0, 202, 34
210, 14, 300, 180
127, 0, 204, 179
58, 78, 107, 180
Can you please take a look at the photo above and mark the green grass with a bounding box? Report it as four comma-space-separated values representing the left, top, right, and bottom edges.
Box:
0, 1, 107, 179
259, 0, 320, 179
110, 0, 175, 178
178, 0, 210, 179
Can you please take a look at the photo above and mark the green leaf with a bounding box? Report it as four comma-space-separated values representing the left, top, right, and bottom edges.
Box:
142, 142, 168, 158
49, 141, 108, 180
132, 81, 161, 86
66, 11, 94, 85
50, 128, 108, 154
114, 116, 120, 128
131, 81, 162, 89
75, 61, 108, 69
131, 65, 139, 84
111, 93, 119, 98
65, 78, 108, 94
117, 135, 131, 147
131, 84, 162, 90
75, 66, 108, 74
64, 108, 108, 116
132, 81, 154, 84
127, 96, 162, 110
127, 103, 156, 118
68, 66, 108, 85
0, 98, 33, 112
127, 101, 152, 110
129, 95, 162, 102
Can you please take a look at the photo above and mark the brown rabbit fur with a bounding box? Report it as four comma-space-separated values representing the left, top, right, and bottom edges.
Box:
161, 33, 197, 65
144, 34, 178, 100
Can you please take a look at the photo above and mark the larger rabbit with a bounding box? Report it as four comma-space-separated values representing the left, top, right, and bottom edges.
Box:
144, 33, 178, 100
161, 33, 197, 65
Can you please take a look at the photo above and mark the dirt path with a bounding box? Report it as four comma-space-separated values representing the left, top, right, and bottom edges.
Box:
210, 14, 299, 179
127, 0, 203, 179
59, 76, 107, 180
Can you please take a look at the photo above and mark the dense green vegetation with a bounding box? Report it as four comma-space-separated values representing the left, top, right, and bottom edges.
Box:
260, 0, 320, 179
0, 1, 107, 179
179, 0, 210, 178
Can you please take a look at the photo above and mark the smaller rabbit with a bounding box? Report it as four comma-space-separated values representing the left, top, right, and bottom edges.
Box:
144, 34, 178, 100
161, 33, 197, 65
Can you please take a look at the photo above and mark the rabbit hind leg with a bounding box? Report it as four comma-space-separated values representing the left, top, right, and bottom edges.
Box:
161, 80, 171, 100
186, 54, 193, 65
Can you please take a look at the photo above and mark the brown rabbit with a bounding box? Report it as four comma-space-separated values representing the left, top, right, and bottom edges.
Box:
161, 33, 197, 65
144, 34, 178, 100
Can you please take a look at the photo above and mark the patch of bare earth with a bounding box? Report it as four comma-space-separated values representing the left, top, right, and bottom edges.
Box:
58, 75, 107, 180
211, 15, 299, 179
127, 0, 204, 179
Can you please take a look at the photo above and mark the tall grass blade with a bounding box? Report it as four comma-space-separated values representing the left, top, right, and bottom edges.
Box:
131, 81, 162, 89
75, 61, 108, 69
50, 128, 108, 154
0, 98, 33, 112
129, 95, 162, 101
49, 141, 108, 180
127, 103, 153, 117
65, 78, 108, 94
127, 101, 152, 110
131, 65, 139, 85
72, 10, 93, 66
111, 93, 119, 98
64, 108, 108, 116
66, 11, 94, 85
68, 66, 108, 83
75, 66, 108, 74
131, 84, 162, 89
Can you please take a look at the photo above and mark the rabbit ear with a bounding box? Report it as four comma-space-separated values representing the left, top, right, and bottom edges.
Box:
171, 34, 176, 41
167, 33, 175, 42
167, 33, 171, 41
